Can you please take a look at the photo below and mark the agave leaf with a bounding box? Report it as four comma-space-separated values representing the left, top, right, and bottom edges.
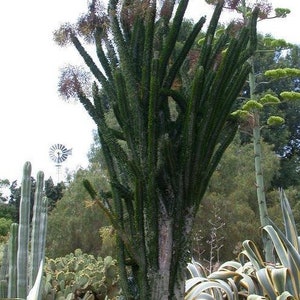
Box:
187, 262, 203, 278
263, 225, 300, 296
271, 267, 287, 294
262, 226, 289, 266
218, 261, 242, 272
187, 258, 208, 278
280, 190, 299, 252
238, 272, 261, 295
186, 277, 209, 292
240, 240, 265, 270
186, 291, 215, 300
257, 225, 300, 299
266, 220, 300, 266
287, 254, 300, 296
271, 267, 290, 295
208, 270, 240, 280
226, 277, 239, 297
276, 290, 295, 300
256, 268, 277, 299
185, 279, 236, 300
257, 266, 296, 298
247, 295, 267, 299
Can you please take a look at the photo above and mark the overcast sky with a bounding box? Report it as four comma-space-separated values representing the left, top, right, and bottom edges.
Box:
0, 0, 299, 184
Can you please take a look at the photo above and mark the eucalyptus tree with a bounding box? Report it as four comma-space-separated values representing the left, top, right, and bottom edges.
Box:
54, 0, 258, 298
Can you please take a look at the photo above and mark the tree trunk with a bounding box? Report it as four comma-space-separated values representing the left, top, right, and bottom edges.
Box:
148, 216, 190, 300
152, 218, 173, 299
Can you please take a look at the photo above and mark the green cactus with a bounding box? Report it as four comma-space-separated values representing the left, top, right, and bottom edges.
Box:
8, 223, 18, 298
0, 244, 9, 298
5, 162, 48, 300
30, 171, 48, 289
17, 162, 32, 298
43, 250, 120, 300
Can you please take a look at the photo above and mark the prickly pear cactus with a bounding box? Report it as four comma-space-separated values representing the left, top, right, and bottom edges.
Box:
43, 249, 120, 300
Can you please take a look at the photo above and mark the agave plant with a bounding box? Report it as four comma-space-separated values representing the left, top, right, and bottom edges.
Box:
185, 189, 300, 300
185, 257, 263, 299
239, 189, 300, 299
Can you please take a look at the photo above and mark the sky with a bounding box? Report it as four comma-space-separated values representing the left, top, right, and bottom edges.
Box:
0, 0, 299, 185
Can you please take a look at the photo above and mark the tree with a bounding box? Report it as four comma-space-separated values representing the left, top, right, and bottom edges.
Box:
0, 179, 10, 202
0, 179, 17, 225
44, 177, 65, 211
55, 0, 258, 298
46, 168, 110, 258
192, 136, 280, 262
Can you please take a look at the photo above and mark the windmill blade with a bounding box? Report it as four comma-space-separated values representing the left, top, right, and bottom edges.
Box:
49, 144, 71, 164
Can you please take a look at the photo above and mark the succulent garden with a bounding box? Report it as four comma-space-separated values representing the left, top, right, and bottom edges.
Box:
1, 0, 300, 299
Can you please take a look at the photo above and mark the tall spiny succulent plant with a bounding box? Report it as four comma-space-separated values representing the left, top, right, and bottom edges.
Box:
8, 223, 18, 298
16, 162, 31, 298
30, 171, 48, 289
55, 0, 259, 298
6, 162, 48, 299
0, 244, 9, 297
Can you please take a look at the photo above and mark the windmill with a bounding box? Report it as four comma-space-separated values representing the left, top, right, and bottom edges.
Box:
49, 144, 72, 182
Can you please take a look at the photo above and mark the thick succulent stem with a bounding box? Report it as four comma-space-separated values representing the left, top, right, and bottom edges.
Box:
5, 162, 48, 299
17, 161, 32, 299
8, 223, 18, 298
29, 171, 45, 289
0, 244, 9, 298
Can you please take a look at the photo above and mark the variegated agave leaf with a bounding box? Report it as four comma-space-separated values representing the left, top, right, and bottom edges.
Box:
185, 260, 261, 299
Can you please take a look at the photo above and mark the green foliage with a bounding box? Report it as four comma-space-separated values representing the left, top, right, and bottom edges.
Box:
0, 204, 16, 227
43, 249, 120, 300
99, 226, 117, 259
44, 178, 65, 211
0, 218, 12, 241
46, 168, 110, 258
275, 8, 291, 18
192, 137, 280, 262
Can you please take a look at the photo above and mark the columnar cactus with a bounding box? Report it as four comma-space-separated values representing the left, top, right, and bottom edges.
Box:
0, 244, 9, 297
8, 223, 18, 298
17, 162, 32, 298
7, 161, 48, 299
30, 171, 48, 289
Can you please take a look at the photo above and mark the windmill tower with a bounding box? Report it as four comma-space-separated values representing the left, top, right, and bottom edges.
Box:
49, 143, 72, 182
